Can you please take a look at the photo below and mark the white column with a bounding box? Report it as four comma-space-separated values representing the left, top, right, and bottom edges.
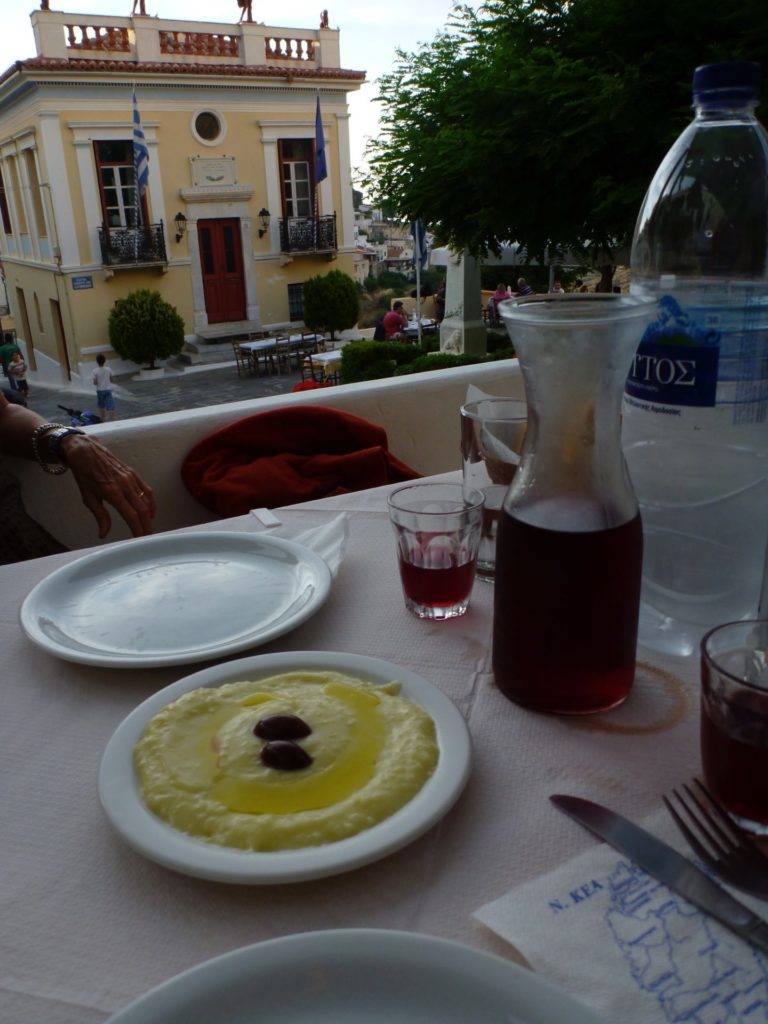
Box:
439, 247, 486, 355
335, 111, 355, 251
37, 112, 78, 267
1, 155, 23, 255
73, 139, 104, 264
14, 147, 40, 262
262, 138, 281, 253
186, 222, 209, 331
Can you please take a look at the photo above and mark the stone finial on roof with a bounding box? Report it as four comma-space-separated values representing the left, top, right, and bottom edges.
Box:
237, 0, 253, 24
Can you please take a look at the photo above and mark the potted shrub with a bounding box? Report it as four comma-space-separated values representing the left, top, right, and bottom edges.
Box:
108, 289, 185, 371
302, 270, 359, 342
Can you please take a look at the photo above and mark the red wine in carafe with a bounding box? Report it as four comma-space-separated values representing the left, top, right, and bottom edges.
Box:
492, 503, 643, 715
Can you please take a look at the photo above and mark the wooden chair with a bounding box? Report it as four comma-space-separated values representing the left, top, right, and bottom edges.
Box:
300, 354, 325, 383
274, 335, 296, 374
301, 330, 323, 353
231, 340, 254, 377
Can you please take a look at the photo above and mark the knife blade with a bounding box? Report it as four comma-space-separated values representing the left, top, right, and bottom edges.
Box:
550, 793, 768, 956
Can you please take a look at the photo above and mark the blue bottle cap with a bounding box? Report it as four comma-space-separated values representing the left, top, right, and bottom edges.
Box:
692, 60, 761, 105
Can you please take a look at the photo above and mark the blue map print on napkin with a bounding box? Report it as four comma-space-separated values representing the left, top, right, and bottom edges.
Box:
604, 860, 768, 1022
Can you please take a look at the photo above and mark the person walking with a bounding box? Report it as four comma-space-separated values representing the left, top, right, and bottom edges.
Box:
8, 351, 28, 403
91, 353, 116, 421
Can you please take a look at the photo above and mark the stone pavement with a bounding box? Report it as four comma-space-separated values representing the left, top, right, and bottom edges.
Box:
21, 358, 303, 425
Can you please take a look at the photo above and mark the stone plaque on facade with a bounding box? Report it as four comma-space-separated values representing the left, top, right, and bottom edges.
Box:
190, 157, 237, 187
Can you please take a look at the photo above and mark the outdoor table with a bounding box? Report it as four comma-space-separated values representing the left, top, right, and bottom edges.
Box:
1, 473, 705, 1022
240, 334, 325, 374
240, 334, 324, 355
403, 318, 438, 340
305, 348, 343, 380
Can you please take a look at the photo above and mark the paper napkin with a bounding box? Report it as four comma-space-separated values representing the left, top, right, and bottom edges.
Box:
474, 807, 768, 1023
248, 509, 349, 577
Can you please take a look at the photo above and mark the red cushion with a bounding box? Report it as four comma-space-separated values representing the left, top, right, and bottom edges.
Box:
181, 405, 421, 516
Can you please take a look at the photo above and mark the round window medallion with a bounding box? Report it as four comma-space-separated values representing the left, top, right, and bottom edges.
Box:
193, 111, 223, 143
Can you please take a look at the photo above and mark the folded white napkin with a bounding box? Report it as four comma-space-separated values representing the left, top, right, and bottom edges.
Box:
474, 806, 768, 1023
248, 509, 349, 577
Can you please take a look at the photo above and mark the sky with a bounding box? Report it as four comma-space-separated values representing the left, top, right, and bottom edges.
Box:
0, 0, 476, 179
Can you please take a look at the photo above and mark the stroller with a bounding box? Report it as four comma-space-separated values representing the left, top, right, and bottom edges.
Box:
57, 404, 102, 426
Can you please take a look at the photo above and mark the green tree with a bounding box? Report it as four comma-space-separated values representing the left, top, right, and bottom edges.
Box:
365, 0, 768, 288
302, 270, 360, 340
108, 289, 185, 369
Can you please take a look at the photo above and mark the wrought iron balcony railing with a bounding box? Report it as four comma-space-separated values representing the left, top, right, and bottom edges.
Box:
279, 214, 337, 255
98, 222, 167, 267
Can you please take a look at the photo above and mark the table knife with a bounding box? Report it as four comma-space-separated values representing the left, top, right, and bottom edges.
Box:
550, 793, 768, 956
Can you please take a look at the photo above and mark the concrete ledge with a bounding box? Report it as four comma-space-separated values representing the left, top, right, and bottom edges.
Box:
13, 360, 523, 552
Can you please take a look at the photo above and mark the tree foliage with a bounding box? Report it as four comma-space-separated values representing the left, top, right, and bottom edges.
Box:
302, 269, 360, 339
108, 289, 185, 368
364, 0, 768, 267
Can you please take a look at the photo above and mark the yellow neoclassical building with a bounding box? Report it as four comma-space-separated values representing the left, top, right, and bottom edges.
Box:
0, 6, 365, 383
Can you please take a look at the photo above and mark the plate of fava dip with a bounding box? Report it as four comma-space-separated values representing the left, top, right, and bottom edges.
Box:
98, 650, 471, 884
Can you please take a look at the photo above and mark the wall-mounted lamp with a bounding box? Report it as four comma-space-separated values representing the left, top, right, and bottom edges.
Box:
174, 211, 187, 243
258, 208, 271, 238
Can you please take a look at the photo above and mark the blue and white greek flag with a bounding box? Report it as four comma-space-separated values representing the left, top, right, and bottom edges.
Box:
132, 90, 150, 195
411, 220, 428, 269
314, 94, 328, 184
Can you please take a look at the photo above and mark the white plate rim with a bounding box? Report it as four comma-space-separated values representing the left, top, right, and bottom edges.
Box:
105, 928, 603, 1024
19, 531, 333, 668
98, 650, 472, 884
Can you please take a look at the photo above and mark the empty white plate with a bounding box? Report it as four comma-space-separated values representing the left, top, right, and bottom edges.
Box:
105, 929, 603, 1023
20, 531, 332, 667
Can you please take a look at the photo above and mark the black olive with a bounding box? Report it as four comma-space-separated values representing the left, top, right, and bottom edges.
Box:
253, 714, 312, 740
260, 740, 313, 771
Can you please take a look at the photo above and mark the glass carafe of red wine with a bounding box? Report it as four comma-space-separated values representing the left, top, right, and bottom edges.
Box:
494, 293, 656, 715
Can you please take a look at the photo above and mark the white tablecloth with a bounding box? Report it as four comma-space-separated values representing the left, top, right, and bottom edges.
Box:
240, 333, 323, 354
1, 477, 705, 1022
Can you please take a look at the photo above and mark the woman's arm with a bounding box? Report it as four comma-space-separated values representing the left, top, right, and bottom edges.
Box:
0, 394, 156, 538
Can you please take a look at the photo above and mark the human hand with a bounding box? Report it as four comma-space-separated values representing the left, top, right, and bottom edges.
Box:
60, 434, 156, 538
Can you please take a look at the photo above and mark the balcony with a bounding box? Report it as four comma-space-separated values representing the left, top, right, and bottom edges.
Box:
29, 9, 343, 71
98, 223, 168, 268
279, 215, 337, 256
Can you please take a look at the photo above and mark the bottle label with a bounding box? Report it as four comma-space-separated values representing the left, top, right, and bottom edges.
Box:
625, 291, 768, 422
626, 339, 719, 407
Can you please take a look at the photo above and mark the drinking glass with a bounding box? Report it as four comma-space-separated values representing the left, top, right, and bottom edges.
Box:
460, 398, 527, 579
387, 482, 484, 620
700, 619, 768, 834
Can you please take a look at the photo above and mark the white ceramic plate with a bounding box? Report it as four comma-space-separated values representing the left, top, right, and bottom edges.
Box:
105, 929, 603, 1023
98, 651, 472, 884
19, 531, 332, 667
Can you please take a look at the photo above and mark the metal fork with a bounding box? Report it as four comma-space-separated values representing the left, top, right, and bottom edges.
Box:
664, 779, 768, 900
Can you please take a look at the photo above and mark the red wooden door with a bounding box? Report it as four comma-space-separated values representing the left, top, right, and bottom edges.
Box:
198, 218, 247, 324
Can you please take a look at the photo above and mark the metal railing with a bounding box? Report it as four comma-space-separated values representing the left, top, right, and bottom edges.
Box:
97, 223, 167, 267
279, 214, 337, 255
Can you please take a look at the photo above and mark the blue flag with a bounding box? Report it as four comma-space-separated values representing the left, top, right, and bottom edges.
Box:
132, 90, 150, 195
314, 94, 328, 184
411, 220, 428, 269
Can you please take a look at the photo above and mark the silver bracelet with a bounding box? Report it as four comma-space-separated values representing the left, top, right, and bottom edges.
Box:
30, 422, 84, 475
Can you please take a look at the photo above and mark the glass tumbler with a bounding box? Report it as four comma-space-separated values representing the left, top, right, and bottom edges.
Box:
388, 482, 484, 620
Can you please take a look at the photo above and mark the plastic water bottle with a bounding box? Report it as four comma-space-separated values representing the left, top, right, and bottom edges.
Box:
622, 60, 768, 657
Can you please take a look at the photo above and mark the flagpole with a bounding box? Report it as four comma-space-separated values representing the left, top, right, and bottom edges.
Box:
415, 221, 422, 344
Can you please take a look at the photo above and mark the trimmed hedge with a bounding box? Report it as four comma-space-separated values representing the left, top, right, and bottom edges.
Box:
339, 338, 515, 384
